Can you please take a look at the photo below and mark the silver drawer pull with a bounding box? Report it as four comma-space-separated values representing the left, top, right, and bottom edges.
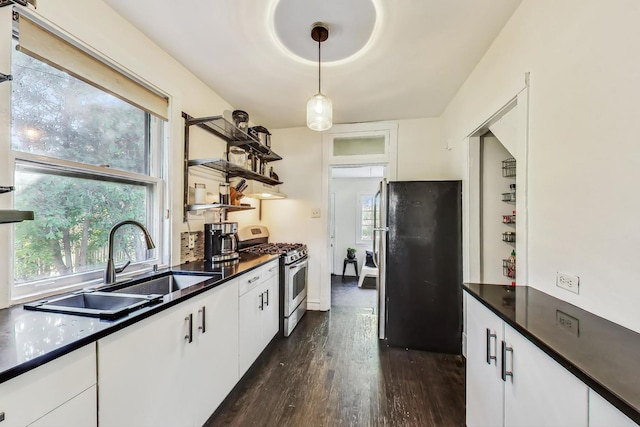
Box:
501, 341, 514, 382
198, 306, 206, 334
486, 328, 497, 365
268, 266, 277, 272
248, 276, 261, 283
185, 313, 193, 343
0, 412, 5, 422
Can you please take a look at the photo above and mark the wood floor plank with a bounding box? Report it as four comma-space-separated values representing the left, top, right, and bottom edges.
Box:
205, 277, 465, 426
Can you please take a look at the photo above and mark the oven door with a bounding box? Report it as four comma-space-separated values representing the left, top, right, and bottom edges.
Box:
285, 256, 308, 317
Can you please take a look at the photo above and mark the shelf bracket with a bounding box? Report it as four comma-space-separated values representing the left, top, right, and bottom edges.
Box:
0, 72, 12, 83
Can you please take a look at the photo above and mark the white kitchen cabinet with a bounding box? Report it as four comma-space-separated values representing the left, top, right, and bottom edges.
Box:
0, 344, 96, 427
503, 323, 588, 426
190, 279, 239, 426
29, 385, 97, 427
466, 293, 588, 427
589, 389, 636, 427
239, 260, 279, 377
98, 279, 239, 427
465, 292, 505, 427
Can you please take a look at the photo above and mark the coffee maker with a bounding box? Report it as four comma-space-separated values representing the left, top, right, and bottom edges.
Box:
204, 222, 239, 264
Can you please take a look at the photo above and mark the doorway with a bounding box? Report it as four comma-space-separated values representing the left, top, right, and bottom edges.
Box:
329, 165, 385, 311
320, 122, 398, 312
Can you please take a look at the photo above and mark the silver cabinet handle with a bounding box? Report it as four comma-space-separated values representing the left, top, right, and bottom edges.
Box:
268, 266, 277, 273
486, 328, 497, 365
0, 412, 5, 422
248, 276, 261, 283
185, 313, 193, 343
259, 292, 264, 311
501, 341, 514, 381
264, 289, 269, 306
198, 306, 206, 334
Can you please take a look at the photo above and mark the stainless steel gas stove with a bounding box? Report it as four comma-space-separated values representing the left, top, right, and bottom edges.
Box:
237, 226, 308, 337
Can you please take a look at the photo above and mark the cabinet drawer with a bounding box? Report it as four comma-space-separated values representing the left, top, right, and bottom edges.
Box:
0, 344, 96, 427
263, 260, 279, 282
239, 266, 267, 296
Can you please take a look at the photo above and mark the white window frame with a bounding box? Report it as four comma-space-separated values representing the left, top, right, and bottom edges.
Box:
356, 192, 375, 246
2, 10, 168, 304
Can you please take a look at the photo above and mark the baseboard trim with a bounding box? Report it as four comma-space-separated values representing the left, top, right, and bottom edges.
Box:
307, 300, 321, 311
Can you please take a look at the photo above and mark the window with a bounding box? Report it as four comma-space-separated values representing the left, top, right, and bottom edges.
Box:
357, 194, 375, 244
10, 26, 165, 300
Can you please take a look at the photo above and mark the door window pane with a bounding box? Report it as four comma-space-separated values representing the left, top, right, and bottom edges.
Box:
333, 136, 385, 156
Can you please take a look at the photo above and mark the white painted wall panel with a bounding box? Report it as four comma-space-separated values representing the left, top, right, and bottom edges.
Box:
442, 0, 640, 333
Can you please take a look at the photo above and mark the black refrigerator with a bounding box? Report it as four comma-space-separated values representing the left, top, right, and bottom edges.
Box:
374, 180, 462, 354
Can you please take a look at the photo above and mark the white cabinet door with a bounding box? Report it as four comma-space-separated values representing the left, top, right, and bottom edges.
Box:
262, 272, 279, 344
191, 279, 239, 426
589, 389, 636, 427
0, 344, 96, 427
504, 323, 588, 426
29, 385, 97, 427
98, 302, 195, 427
465, 294, 505, 427
239, 283, 265, 377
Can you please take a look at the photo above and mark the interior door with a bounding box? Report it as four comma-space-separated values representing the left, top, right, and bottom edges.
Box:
330, 192, 336, 274
375, 179, 388, 339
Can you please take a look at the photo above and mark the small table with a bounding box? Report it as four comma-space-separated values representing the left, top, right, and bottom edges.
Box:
342, 258, 359, 279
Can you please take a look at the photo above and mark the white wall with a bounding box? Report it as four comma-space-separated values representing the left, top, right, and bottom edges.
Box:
481, 134, 514, 285
331, 177, 380, 276
442, 0, 640, 332
261, 127, 324, 309
266, 118, 457, 310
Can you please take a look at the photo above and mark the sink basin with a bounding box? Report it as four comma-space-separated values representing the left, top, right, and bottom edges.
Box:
24, 291, 162, 319
109, 273, 211, 296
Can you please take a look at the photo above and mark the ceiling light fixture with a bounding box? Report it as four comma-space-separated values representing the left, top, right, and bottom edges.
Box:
306, 22, 332, 131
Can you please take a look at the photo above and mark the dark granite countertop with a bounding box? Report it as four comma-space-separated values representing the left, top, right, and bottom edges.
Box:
464, 283, 640, 424
0, 253, 279, 384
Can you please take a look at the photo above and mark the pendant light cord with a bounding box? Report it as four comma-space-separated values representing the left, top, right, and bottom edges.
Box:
318, 37, 321, 93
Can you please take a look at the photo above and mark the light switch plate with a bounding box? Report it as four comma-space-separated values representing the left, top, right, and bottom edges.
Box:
311, 208, 321, 218
557, 272, 580, 294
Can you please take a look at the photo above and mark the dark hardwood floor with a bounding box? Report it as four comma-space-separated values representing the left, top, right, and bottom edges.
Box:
205, 276, 465, 427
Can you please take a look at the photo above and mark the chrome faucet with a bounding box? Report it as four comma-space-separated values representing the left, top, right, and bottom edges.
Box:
104, 220, 156, 284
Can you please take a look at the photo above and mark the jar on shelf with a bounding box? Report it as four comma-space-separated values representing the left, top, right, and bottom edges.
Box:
232, 110, 249, 135
219, 183, 230, 205
228, 147, 247, 167
194, 183, 206, 204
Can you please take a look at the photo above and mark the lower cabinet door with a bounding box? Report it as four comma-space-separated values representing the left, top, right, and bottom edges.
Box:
29, 385, 97, 427
503, 323, 588, 426
262, 274, 279, 344
0, 344, 96, 427
465, 293, 505, 427
191, 279, 240, 426
98, 302, 194, 427
239, 283, 266, 377
589, 389, 636, 427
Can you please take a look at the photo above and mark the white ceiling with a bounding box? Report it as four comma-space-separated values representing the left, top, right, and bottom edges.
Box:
103, 0, 522, 130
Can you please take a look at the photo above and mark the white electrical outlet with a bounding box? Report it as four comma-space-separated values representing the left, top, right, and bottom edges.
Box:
188, 234, 196, 249
311, 208, 321, 218
556, 272, 580, 294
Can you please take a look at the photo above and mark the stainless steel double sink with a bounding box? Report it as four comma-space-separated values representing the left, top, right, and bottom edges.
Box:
24, 272, 219, 319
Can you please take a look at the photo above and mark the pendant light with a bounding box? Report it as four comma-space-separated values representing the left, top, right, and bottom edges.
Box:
306, 23, 332, 131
